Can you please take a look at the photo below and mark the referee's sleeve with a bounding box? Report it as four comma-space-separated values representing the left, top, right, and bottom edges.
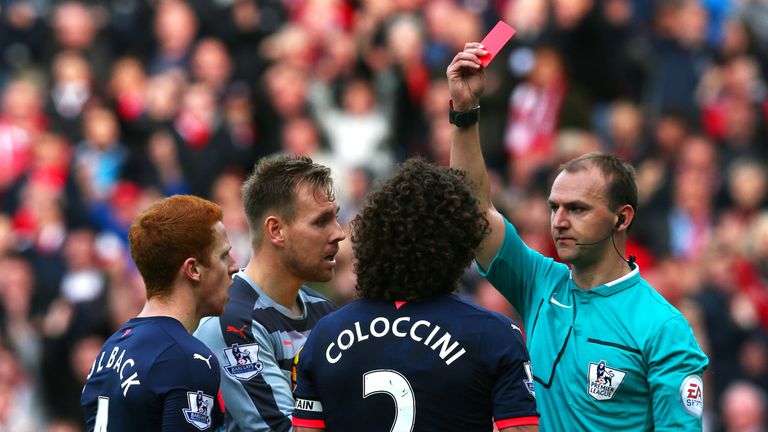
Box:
646, 315, 708, 431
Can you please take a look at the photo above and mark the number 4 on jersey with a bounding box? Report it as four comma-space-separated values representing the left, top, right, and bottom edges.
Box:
95, 396, 109, 432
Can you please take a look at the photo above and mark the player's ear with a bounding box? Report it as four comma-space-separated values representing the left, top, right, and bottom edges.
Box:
264, 215, 286, 247
182, 257, 202, 282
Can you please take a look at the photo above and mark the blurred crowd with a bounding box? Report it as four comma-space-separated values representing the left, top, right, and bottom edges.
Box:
0, 0, 767, 430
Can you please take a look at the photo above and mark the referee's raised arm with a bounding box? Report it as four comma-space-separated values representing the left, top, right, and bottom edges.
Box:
448, 42, 507, 270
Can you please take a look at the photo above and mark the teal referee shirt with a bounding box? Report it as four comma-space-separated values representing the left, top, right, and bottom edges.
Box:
480, 218, 708, 431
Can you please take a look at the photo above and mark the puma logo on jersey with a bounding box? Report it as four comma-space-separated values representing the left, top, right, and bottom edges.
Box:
226, 324, 248, 339
193, 353, 212, 370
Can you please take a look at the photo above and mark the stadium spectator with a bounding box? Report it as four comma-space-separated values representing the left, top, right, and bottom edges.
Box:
720, 381, 767, 432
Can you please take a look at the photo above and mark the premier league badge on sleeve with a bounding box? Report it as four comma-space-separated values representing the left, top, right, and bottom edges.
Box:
182, 390, 214, 430
523, 361, 535, 397
222, 343, 264, 380
587, 360, 627, 401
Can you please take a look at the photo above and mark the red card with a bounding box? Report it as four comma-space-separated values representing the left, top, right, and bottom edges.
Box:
479, 21, 516, 67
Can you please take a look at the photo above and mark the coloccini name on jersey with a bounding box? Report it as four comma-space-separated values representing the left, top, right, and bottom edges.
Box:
86, 345, 141, 396
324, 316, 466, 366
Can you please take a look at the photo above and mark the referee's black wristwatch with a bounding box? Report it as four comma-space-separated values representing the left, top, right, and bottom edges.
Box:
449, 100, 480, 128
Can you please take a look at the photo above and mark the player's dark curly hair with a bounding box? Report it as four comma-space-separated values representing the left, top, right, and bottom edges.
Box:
351, 158, 489, 302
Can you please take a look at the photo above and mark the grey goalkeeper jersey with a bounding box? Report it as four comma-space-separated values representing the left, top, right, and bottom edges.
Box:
194, 272, 336, 431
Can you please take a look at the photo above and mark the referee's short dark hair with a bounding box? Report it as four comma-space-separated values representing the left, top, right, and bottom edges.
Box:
561, 152, 638, 223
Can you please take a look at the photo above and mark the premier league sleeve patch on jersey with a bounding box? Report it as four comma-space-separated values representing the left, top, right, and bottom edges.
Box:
183, 391, 214, 430
680, 375, 704, 417
587, 360, 627, 401
222, 343, 264, 380
523, 361, 535, 397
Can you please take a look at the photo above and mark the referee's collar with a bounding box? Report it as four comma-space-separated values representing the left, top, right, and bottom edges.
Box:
569, 264, 641, 296
594, 264, 640, 296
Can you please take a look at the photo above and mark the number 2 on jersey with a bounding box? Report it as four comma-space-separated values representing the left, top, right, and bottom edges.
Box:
363, 370, 415, 432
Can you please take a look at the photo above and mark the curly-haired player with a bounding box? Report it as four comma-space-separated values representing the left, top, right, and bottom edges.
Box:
351, 158, 489, 302
292, 158, 539, 432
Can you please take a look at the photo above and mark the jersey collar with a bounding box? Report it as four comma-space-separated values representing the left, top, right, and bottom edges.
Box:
593, 264, 641, 296
569, 264, 641, 296
235, 271, 308, 319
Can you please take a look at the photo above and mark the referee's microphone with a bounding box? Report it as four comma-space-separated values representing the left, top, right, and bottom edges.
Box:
573, 228, 616, 247
573, 215, 636, 269
574, 215, 624, 247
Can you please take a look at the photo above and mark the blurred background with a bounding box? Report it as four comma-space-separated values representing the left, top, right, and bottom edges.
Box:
0, 0, 766, 430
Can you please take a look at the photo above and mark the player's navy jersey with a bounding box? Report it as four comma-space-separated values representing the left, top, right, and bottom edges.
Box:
81, 316, 224, 432
292, 294, 539, 431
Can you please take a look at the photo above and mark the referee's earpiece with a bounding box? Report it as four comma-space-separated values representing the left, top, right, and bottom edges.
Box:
576, 213, 627, 247
614, 213, 636, 268
615, 214, 625, 230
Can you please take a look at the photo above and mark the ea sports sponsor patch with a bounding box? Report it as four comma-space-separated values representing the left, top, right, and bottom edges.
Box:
680, 375, 704, 417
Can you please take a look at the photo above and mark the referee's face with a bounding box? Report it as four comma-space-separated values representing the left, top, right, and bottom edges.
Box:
549, 167, 616, 267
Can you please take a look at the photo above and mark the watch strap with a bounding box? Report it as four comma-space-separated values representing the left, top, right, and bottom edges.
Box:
449, 100, 480, 128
